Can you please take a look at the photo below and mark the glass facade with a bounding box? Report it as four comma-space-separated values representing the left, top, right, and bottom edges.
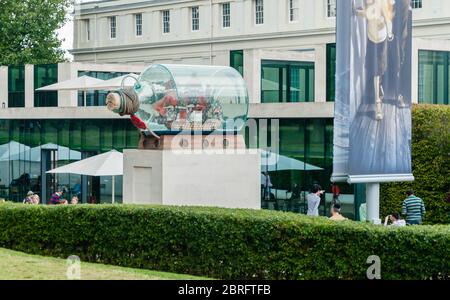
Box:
34, 64, 58, 107
230, 50, 244, 77
261, 60, 314, 103
245, 118, 361, 220
0, 119, 139, 204
8, 65, 25, 108
77, 71, 129, 106
326, 43, 336, 102
0, 115, 362, 219
418, 50, 450, 105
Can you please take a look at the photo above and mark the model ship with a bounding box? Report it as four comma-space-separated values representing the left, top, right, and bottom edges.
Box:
106, 64, 249, 150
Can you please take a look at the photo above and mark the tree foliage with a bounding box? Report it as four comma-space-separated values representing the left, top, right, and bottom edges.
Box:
0, 0, 71, 65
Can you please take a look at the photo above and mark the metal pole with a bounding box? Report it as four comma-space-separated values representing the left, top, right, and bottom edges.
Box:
112, 175, 115, 204
366, 183, 381, 224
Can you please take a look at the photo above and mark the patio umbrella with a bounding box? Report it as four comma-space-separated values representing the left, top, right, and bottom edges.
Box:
89, 73, 139, 90
46, 150, 123, 203
260, 149, 323, 172
8, 143, 81, 162
0, 141, 30, 161
36, 75, 105, 106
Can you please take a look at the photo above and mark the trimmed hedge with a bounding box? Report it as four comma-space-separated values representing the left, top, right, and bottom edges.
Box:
0, 203, 449, 280
381, 105, 450, 224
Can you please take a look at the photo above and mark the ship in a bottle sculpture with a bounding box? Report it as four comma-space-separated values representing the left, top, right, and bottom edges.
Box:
106, 64, 249, 150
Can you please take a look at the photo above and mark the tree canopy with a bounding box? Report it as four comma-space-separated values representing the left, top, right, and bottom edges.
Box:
0, 0, 71, 65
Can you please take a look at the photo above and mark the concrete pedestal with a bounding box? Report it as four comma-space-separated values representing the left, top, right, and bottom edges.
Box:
123, 149, 261, 209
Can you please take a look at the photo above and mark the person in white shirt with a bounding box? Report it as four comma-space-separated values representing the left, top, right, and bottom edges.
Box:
384, 213, 406, 227
306, 184, 323, 216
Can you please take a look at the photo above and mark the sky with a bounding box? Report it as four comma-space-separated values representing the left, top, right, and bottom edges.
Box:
58, 0, 98, 61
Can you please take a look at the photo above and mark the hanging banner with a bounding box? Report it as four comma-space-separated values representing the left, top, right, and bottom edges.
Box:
332, 0, 414, 184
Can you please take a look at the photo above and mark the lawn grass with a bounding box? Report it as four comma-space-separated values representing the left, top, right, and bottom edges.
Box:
0, 247, 207, 280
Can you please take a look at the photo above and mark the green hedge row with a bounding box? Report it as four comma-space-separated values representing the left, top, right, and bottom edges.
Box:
381, 105, 450, 224
0, 203, 449, 280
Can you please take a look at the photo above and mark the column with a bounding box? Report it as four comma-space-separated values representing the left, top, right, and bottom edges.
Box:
0, 66, 8, 108
58, 62, 78, 107
314, 44, 327, 103
24, 64, 34, 108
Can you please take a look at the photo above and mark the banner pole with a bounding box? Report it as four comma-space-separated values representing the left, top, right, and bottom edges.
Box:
112, 175, 115, 204
366, 183, 381, 224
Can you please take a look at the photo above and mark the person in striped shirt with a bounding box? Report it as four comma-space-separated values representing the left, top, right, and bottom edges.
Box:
402, 190, 426, 225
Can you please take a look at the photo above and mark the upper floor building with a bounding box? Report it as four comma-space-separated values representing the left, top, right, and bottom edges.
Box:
72, 0, 450, 63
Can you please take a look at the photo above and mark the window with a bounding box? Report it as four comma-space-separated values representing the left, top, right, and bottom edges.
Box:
326, 43, 336, 102
261, 60, 315, 103
191, 6, 199, 31
34, 64, 58, 107
418, 50, 449, 105
84, 19, 90, 41
327, 0, 336, 18
412, 0, 422, 9
289, 0, 299, 22
8, 65, 25, 108
255, 0, 264, 25
222, 3, 231, 28
162, 10, 170, 33
230, 50, 244, 76
135, 13, 142, 36
109, 16, 117, 39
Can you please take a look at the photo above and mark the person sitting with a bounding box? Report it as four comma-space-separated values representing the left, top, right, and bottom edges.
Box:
71, 196, 79, 205
23, 191, 34, 204
329, 203, 348, 221
49, 186, 67, 205
31, 194, 40, 205
384, 213, 406, 227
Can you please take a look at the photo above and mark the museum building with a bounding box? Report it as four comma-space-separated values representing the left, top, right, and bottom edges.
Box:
1, 0, 449, 219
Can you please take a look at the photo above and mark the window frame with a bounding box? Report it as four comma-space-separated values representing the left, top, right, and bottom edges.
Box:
260, 60, 315, 104
109, 16, 117, 39
326, 0, 337, 18
411, 0, 422, 9
288, 0, 299, 23
222, 2, 231, 29
135, 13, 143, 37
191, 6, 200, 32
162, 10, 170, 34
255, 0, 264, 25
84, 19, 90, 41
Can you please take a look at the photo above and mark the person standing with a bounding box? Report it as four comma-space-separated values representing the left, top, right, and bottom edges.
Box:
402, 190, 426, 225
307, 184, 323, 216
